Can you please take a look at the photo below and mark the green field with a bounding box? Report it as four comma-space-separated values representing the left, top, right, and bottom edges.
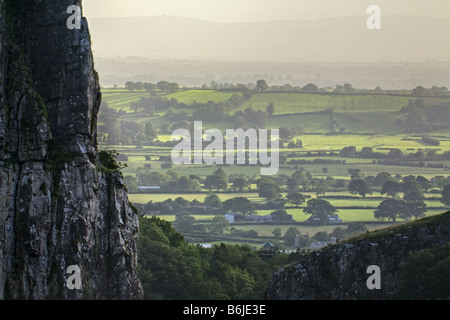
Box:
164, 90, 242, 104
102, 88, 450, 114
102, 90, 151, 110
234, 92, 450, 114
101, 88, 450, 136
102, 89, 241, 112
128, 192, 263, 204
100, 87, 450, 248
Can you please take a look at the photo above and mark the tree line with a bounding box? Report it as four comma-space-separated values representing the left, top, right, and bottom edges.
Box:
125, 80, 180, 92
133, 169, 450, 226
127, 161, 450, 199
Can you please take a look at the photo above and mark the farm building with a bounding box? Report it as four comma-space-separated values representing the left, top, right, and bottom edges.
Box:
138, 186, 161, 193
224, 212, 245, 223
310, 237, 337, 250
305, 214, 342, 225
244, 214, 273, 223
260, 242, 277, 256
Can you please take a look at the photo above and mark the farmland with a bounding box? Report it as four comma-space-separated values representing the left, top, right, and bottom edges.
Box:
99, 85, 450, 250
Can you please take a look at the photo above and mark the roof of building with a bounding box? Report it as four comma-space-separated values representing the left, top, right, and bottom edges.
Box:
261, 242, 275, 248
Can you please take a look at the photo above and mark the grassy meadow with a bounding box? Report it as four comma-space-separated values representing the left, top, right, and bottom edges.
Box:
100, 87, 450, 248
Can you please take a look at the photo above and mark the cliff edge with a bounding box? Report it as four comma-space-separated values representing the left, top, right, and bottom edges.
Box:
0, 0, 143, 299
267, 211, 450, 300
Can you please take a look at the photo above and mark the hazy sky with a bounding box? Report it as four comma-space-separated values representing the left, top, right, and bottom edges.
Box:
83, 0, 450, 22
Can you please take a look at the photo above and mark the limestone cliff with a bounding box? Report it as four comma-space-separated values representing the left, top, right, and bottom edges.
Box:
0, 0, 142, 299
267, 211, 450, 300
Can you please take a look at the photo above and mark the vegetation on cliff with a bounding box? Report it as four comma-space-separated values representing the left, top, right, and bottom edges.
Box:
267, 211, 450, 300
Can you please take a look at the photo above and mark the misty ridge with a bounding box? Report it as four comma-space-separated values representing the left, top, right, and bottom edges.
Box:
88, 15, 450, 89
88, 15, 450, 61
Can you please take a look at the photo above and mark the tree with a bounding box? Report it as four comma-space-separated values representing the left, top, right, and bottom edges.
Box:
286, 178, 300, 192
331, 227, 346, 240
161, 162, 173, 169
190, 179, 202, 192
313, 231, 329, 241
340, 146, 357, 157
255, 79, 268, 92
345, 222, 367, 236
222, 197, 255, 215
257, 179, 280, 200
123, 175, 138, 192
210, 215, 229, 235
415, 176, 431, 192
168, 82, 179, 92
411, 86, 431, 97
291, 170, 310, 190
287, 139, 303, 148
231, 177, 250, 192
204, 168, 228, 191
374, 86, 383, 94
302, 83, 319, 93
160, 122, 172, 133
303, 199, 338, 223
434, 176, 449, 188
373, 172, 395, 186
349, 179, 372, 198
272, 228, 282, 238
173, 212, 196, 233
402, 181, 423, 195
314, 180, 329, 196
205, 174, 228, 191
138, 216, 286, 300
99, 150, 128, 172
403, 185, 427, 220
381, 180, 402, 198
343, 83, 356, 93
374, 198, 408, 222
135, 81, 144, 92
286, 192, 306, 207
176, 176, 201, 192
283, 227, 301, 246
266, 103, 275, 117
403, 190, 423, 202
233, 116, 247, 129
279, 127, 292, 143
397, 244, 450, 300
143, 82, 156, 92
175, 196, 189, 208
144, 122, 158, 141
137, 170, 169, 186
405, 199, 427, 220
441, 185, 450, 208
213, 167, 228, 181
125, 81, 135, 91
270, 210, 292, 223
291, 124, 304, 137
350, 169, 365, 180
204, 194, 222, 208
157, 80, 170, 91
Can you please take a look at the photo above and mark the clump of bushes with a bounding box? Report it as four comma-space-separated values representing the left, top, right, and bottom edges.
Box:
98, 150, 127, 172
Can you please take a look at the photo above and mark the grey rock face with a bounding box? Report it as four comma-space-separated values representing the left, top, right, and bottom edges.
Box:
267, 212, 450, 300
0, 0, 143, 299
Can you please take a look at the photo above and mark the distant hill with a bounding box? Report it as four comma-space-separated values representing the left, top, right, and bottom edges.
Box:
87, 15, 450, 62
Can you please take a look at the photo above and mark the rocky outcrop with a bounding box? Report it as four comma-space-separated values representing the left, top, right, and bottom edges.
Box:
267, 211, 450, 300
0, 0, 142, 299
